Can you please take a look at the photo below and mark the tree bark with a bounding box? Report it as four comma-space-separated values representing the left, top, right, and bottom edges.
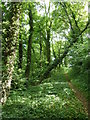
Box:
18, 34, 23, 69
1, 3, 21, 104
45, 3, 51, 65
25, 4, 33, 80
39, 25, 42, 68
51, 39, 57, 59
58, 42, 61, 68
46, 21, 52, 65
46, 30, 51, 64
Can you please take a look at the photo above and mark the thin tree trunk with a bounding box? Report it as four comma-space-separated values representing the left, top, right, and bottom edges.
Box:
46, 20, 52, 65
46, 31, 51, 64
39, 25, 42, 68
18, 34, 23, 69
45, 2, 51, 65
51, 39, 56, 59
25, 5, 33, 80
58, 42, 61, 68
64, 41, 67, 67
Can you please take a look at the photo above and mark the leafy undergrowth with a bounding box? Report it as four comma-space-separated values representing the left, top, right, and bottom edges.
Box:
68, 69, 89, 101
2, 70, 88, 119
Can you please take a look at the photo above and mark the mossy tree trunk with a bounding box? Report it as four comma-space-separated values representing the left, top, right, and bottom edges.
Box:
1, 3, 21, 104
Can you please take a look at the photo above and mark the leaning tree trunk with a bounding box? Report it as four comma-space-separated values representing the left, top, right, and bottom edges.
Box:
37, 3, 90, 84
38, 20, 89, 83
25, 4, 33, 80
1, 3, 21, 104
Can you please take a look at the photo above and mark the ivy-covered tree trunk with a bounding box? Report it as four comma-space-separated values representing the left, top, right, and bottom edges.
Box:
1, 3, 21, 104
25, 5, 33, 80
18, 11, 23, 69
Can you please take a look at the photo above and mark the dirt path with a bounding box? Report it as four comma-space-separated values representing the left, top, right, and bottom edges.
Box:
64, 73, 88, 114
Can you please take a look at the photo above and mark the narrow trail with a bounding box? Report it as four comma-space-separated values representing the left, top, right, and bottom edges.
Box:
64, 73, 88, 114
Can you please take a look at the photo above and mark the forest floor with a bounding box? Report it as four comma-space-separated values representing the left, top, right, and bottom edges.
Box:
2, 70, 88, 119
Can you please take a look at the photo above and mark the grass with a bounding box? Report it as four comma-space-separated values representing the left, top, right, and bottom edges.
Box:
2, 69, 88, 119
68, 68, 89, 100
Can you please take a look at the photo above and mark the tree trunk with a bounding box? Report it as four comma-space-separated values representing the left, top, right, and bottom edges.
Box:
39, 25, 42, 68
52, 41, 56, 59
45, 3, 51, 65
64, 41, 67, 67
2, 51, 16, 104
25, 5, 33, 80
1, 3, 21, 104
46, 21, 52, 65
46, 32, 51, 64
58, 42, 61, 68
39, 48, 69, 82
18, 34, 23, 69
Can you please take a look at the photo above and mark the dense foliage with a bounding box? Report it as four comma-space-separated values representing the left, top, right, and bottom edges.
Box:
1, 1, 89, 119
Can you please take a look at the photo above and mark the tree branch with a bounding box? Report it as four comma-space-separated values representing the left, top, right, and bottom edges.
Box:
38, 20, 90, 83
60, 2, 74, 34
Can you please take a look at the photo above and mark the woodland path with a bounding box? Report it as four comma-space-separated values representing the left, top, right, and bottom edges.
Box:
64, 73, 88, 115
